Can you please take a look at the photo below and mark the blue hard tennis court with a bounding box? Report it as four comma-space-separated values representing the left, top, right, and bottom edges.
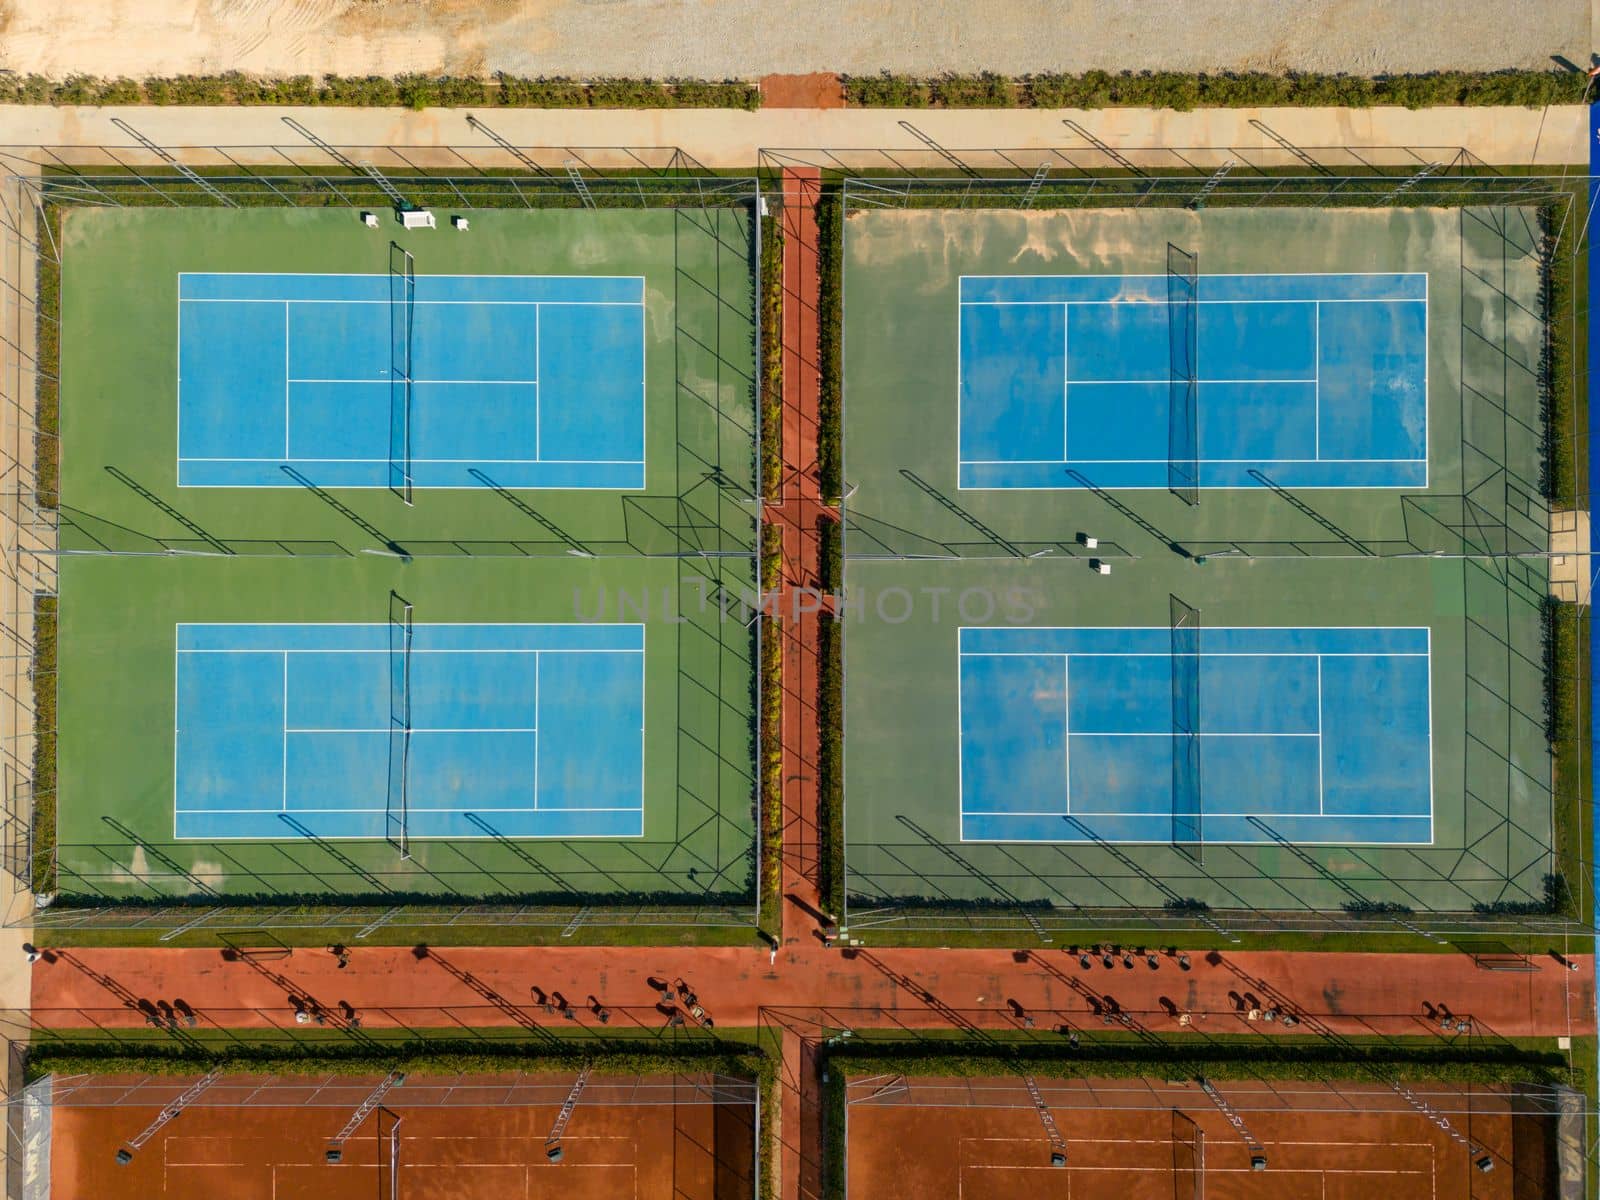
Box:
177, 273, 646, 489
174, 623, 644, 841
958, 625, 1433, 846
958, 272, 1427, 490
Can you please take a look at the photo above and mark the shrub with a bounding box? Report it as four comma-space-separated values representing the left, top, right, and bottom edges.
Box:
160, 75, 233, 104
0, 71, 761, 109
848, 68, 1585, 110
671, 79, 761, 110
316, 75, 399, 106
94, 78, 145, 105
933, 73, 1015, 107
52, 76, 100, 106
588, 78, 673, 108
843, 72, 930, 107
495, 75, 587, 107
433, 76, 490, 107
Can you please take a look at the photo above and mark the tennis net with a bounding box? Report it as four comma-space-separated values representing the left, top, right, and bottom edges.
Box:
386, 596, 414, 859
1170, 594, 1202, 857
1172, 1110, 1205, 1200
388, 244, 416, 506
1167, 243, 1199, 506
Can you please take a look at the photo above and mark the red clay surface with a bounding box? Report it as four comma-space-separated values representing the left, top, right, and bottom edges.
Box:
759, 74, 846, 108
848, 1076, 1538, 1200
29, 946, 1595, 1038
51, 1074, 754, 1200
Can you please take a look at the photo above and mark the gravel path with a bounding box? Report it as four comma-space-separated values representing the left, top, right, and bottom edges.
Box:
0, 0, 1589, 81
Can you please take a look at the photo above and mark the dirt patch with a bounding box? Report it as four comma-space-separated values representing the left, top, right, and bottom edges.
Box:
0, 0, 1585, 80
760, 73, 844, 109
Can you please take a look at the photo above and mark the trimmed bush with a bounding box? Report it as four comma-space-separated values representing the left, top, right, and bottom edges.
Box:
847, 68, 1587, 111
932, 73, 1016, 108
0, 72, 759, 109
495, 75, 587, 107
843, 73, 930, 107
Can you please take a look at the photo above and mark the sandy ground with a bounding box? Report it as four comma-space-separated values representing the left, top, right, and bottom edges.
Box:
0, 0, 1590, 81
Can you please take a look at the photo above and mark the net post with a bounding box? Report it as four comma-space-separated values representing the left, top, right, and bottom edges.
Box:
1169, 594, 1202, 860
1166, 243, 1199, 506
388, 244, 415, 506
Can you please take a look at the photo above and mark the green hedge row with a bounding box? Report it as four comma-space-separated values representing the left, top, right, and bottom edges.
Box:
2, 68, 1581, 113
0, 72, 761, 111
813, 183, 845, 921
815, 187, 842, 502
844, 69, 1588, 111
28, 1043, 763, 1082
30, 595, 56, 895
760, 209, 784, 501
30, 203, 61, 898
828, 1040, 1578, 1088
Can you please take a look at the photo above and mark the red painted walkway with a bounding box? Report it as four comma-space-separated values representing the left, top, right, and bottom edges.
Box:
765, 164, 837, 1200
766, 166, 836, 950
30, 945, 1594, 1040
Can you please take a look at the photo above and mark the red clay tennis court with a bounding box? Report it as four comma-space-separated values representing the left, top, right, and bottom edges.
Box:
31, 1072, 757, 1200
846, 1075, 1570, 1200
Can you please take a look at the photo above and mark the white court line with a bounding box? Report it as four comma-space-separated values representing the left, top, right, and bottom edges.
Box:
175, 809, 643, 819
956, 271, 1429, 495
534, 302, 542, 462
179, 270, 645, 279
176, 623, 647, 840
959, 270, 1426, 280
1060, 300, 1068, 461
177, 456, 644, 464
1064, 730, 1322, 737
958, 631, 1432, 836
286, 727, 540, 734
179, 275, 644, 482
532, 653, 541, 812
1044, 377, 1317, 385
287, 378, 540, 385
282, 301, 290, 458
958, 456, 1425, 465
280, 653, 288, 813
961, 623, 1429, 631
180, 298, 643, 307
958, 298, 1426, 306
1313, 300, 1322, 460
1062, 656, 1070, 816
1316, 655, 1325, 815
960, 481, 1425, 492
181, 648, 640, 656
961, 651, 1428, 658
966, 812, 1356, 825
962, 812, 1428, 820
181, 624, 643, 633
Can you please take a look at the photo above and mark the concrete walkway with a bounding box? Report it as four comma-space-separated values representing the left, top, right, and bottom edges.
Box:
0, 102, 1586, 168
